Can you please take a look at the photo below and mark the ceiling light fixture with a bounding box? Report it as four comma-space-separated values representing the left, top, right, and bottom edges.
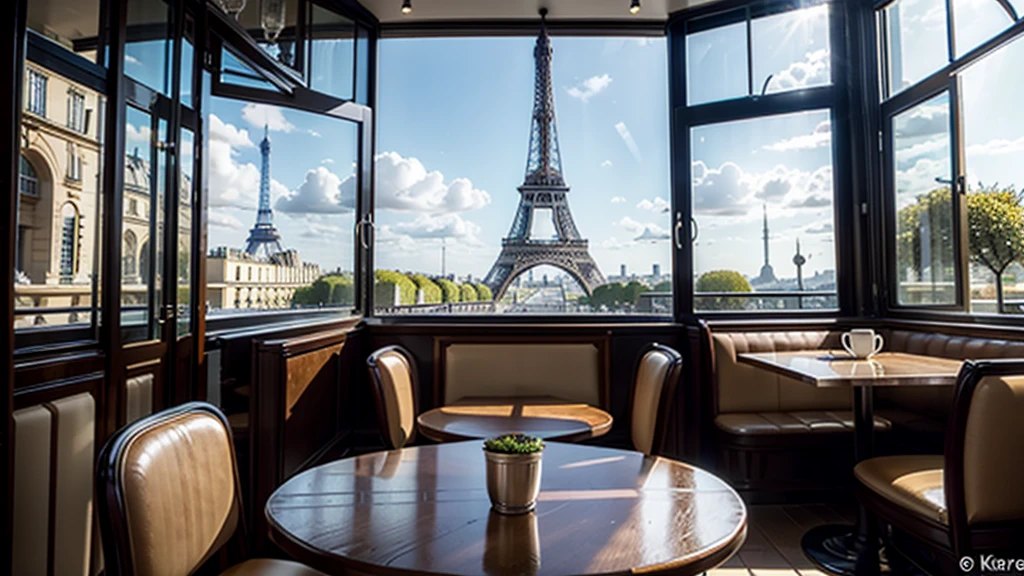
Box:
629, 0, 641, 15
401, 0, 413, 15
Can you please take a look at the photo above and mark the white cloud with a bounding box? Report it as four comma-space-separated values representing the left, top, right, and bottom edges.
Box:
373, 151, 490, 213
767, 48, 830, 92
566, 74, 613, 103
764, 121, 832, 152
895, 157, 949, 204
209, 114, 255, 149
392, 213, 483, 243
895, 104, 948, 138
241, 103, 295, 133
125, 54, 142, 66
692, 160, 834, 217
634, 38, 654, 47
611, 196, 627, 204
967, 136, 1024, 157
275, 166, 354, 214
637, 197, 670, 212
209, 212, 245, 230
615, 122, 642, 163
601, 160, 613, 168
614, 217, 671, 242
321, 158, 335, 165
126, 124, 151, 146
806, 222, 833, 235
206, 117, 289, 210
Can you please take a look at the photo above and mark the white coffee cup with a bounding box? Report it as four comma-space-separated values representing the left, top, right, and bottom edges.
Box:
842, 328, 884, 359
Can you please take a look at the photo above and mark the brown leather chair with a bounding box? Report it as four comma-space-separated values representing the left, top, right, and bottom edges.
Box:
855, 360, 1024, 575
630, 343, 683, 456
367, 345, 419, 449
96, 402, 325, 576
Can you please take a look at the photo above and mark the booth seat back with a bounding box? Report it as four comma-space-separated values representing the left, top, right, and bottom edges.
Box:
877, 330, 1024, 420
443, 343, 601, 406
960, 373, 1024, 525
712, 331, 848, 414
12, 392, 97, 576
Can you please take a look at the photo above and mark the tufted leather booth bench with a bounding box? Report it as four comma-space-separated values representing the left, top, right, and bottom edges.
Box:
706, 326, 1024, 500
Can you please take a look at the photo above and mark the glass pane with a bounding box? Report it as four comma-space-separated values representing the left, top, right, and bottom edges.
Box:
27, 0, 101, 64
687, 20, 749, 105
122, 106, 165, 338
376, 36, 672, 316
892, 93, 955, 305
882, 0, 949, 97
178, 128, 195, 334
16, 63, 105, 332
308, 4, 355, 100
953, 0, 1018, 58
691, 110, 837, 312
206, 98, 358, 316
126, 0, 172, 95
753, 4, 831, 95
960, 36, 1024, 314
181, 36, 195, 106
221, 47, 286, 92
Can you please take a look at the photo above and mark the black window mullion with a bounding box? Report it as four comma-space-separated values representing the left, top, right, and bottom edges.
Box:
945, 0, 957, 62
949, 76, 970, 312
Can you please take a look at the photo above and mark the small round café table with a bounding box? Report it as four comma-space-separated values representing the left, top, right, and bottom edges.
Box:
416, 395, 614, 443
266, 441, 747, 576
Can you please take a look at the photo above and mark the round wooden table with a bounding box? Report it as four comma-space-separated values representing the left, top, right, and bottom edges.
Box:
266, 441, 747, 576
416, 396, 614, 443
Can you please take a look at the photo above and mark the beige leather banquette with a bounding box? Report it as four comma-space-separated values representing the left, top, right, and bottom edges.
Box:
711, 328, 1024, 439
440, 341, 603, 407
367, 345, 418, 450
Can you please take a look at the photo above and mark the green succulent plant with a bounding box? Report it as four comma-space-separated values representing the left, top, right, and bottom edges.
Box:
483, 433, 545, 454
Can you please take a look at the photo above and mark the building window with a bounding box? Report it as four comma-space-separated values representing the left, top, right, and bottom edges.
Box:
66, 142, 82, 181
18, 154, 39, 197
27, 69, 47, 116
375, 33, 671, 316
67, 90, 86, 132
59, 204, 79, 283
123, 230, 138, 279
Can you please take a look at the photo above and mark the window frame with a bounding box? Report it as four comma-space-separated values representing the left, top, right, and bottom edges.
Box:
669, 0, 857, 320
369, 25, 675, 324
875, 0, 1024, 321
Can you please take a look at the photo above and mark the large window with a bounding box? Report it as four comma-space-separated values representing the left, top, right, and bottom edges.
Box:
681, 2, 840, 313
879, 0, 1023, 316
375, 34, 671, 315
204, 98, 358, 316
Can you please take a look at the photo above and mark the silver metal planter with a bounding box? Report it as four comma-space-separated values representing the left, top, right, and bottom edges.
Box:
484, 450, 543, 515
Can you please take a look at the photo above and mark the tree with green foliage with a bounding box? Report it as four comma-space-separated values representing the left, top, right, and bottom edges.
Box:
695, 270, 751, 311
474, 283, 494, 301
436, 278, 460, 303
292, 274, 353, 307
653, 280, 672, 292
374, 270, 417, 305
459, 283, 478, 302
896, 184, 1024, 311
408, 273, 442, 304
581, 281, 652, 311
895, 187, 955, 284
966, 186, 1024, 312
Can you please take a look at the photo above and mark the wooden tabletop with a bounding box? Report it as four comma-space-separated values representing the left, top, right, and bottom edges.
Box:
266, 441, 747, 576
737, 350, 963, 388
416, 396, 614, 443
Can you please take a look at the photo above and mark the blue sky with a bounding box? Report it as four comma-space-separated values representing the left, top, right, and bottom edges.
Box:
196, 0, 1022, 287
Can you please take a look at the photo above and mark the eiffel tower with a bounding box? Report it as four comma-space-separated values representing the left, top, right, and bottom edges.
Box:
243, 125, 286, 259
483, 10, 606, 299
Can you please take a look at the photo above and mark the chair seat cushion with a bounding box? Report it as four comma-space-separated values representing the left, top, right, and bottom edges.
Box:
221, 558, 327, 576
854, 455, 946, 525
715, 411, 892, 435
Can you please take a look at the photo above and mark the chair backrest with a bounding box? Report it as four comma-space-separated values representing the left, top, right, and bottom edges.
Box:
97, 402, 243, 576
367, 345, 418, 449
944, 360, 1024, 553
630, 343, 683, 456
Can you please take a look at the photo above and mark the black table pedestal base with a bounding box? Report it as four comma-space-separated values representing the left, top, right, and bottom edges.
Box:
803, 524, 889, 576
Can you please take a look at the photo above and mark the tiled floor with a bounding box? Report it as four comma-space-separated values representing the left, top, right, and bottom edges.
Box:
710, 504, 856, 576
